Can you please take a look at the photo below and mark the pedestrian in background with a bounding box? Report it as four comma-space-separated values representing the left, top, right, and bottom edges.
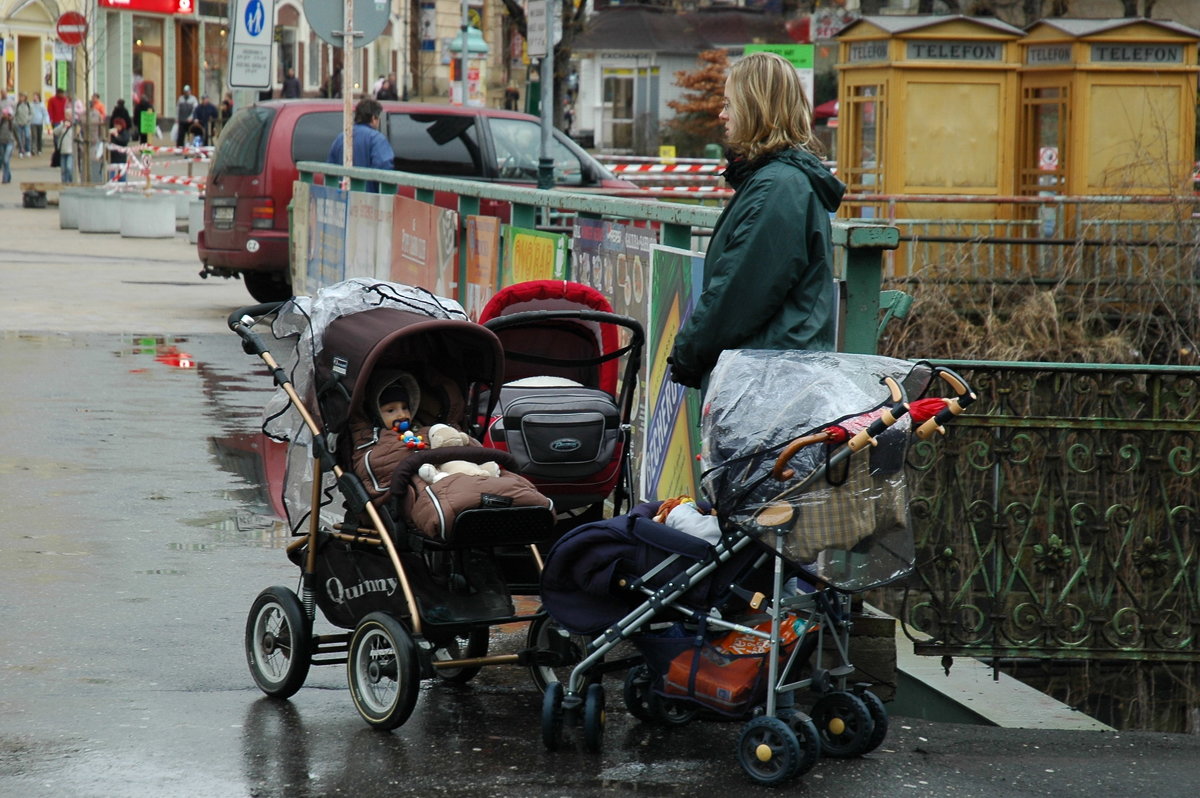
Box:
375, 74, 399, 101
14, 93, 32, 158
52, 109, 83, 184
281, 68, 301, 99
669, 51, 845, 391
108, 117, 131, 182
0, 107, 16, 184
109, 98, 132, 133
47, 88, 67, 128
327, 98, 394, 193
193, 95, 219, 144
217, 93, 234, 140
30, 92, 48, 155
174, 84, 197, 147
133, 91, 154, 144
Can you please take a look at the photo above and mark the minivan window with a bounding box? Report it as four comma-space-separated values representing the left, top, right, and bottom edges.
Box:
388, 113, 482, 177
292, 111, 345, 165
490, 118, 584, 186
210, 106, 275, 177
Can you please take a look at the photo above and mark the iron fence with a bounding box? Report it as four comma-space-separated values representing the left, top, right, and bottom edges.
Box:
877, 360, 1200, 667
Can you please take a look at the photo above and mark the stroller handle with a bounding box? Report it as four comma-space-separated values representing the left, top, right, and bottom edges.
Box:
770, 376, 908, 481
483, 309, 645, 351
915, 367, 977, 440
228, 302, 287, 358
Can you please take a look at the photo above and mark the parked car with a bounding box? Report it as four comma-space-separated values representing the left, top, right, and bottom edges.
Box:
198, 100, 635, 302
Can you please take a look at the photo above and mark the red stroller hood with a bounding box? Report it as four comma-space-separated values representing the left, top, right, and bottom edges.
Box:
478, 280, 620, 394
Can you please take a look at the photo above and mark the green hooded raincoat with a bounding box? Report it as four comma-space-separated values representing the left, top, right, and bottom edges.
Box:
670, 148, 845, 383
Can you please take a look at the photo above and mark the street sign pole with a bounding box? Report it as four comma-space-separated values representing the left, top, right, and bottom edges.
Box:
339, 2, 357, 187
537, 0, 554, 190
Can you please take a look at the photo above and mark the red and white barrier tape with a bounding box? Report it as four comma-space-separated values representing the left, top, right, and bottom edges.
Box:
605, 162, 722, 174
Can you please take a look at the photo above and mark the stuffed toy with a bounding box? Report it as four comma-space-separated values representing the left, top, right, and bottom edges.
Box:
417, 424, 503, 484
654, 495, 721, 545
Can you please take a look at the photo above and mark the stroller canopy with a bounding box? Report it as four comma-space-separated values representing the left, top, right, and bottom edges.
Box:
478, 280, 620, 393
317, 307, 505, 432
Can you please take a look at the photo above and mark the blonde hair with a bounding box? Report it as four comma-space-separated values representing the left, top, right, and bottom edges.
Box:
724, 51, 818, 161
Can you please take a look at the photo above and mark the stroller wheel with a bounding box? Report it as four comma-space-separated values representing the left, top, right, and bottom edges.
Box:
737, 716, 806, 786
856, 689, 890, 754
647, 691, 699, 726
527, 612, 588, 694
433, 628, 489, 684
582, 683, 606, 752
622, 665, 655, 721
348, 612, 420, 731
245, 586, 312, 699
541, 681, 565, 751
811, 690, 875, 758
777, 709, 822, 777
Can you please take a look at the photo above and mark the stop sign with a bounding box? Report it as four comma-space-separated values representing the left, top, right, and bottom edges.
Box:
57, 12, 87, 47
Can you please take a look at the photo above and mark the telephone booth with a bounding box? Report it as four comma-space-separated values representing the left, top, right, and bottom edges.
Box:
835, 15, 1023, 226
1018, 18, 1200, 231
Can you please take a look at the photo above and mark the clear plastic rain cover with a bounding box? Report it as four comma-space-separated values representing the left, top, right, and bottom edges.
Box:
699, 350, 932, 592
256, 278, 467, 533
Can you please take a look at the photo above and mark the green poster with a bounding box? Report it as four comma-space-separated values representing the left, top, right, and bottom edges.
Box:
500, 225, 566, 285
139, 110, 157, 136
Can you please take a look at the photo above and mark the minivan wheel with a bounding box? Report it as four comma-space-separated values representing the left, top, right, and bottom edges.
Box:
243, 271, 293, 303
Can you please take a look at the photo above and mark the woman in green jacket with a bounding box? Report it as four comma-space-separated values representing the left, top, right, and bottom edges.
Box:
669, 51, 845, 390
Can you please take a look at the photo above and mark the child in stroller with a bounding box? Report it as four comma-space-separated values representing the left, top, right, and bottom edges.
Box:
536, 349, 976, 785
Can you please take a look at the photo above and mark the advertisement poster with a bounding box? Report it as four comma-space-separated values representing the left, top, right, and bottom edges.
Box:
307, 183, 348, 292
290, 180, 310, 295
570, 218, 652, 330
501, 226, 567, 284
464, 215, 501, 319
391, 194, 459, 298
642, 245, 706, 501
345, 193, 393, 282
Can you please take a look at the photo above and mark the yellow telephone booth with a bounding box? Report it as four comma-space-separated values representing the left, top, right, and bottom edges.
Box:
1019, 18, 1200, 228
836, 15, 1023, 225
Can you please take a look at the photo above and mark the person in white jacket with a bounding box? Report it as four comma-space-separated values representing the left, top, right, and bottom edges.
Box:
52, 108, 84, 184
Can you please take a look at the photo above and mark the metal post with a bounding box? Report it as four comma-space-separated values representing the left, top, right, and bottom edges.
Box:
536, 0, 554, 190
460, 0, 469, 105
339, 1, 356, 189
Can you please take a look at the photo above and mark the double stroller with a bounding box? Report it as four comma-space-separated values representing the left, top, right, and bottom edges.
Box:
537, 349, 975, 785
231, 278, 643, 729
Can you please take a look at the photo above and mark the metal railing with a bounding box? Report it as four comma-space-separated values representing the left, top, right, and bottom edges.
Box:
297, 162, 900, 354
876, 360, 1200, 667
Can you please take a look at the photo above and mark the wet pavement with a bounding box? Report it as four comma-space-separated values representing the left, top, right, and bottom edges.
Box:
3, 155, 1200, 797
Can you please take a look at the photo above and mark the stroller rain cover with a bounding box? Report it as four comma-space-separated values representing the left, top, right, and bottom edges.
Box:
700, 350, 932, 591
259, 279, 469, 533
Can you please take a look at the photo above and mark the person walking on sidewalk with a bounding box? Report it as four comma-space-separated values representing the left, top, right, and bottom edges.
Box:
47, 88, 67, 128
30, 92, 48, 155
174, 85, 197, 147
0, 107, 16, 184
14, 93, 32, 158
53, 109, 83, 184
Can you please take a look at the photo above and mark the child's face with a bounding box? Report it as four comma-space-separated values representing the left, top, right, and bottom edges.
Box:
380, 400, 411, 430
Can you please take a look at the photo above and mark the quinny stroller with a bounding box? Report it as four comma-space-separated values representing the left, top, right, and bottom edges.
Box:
230, 279, 563, 730
538, 350, 975, 785
478, 280, 644, 528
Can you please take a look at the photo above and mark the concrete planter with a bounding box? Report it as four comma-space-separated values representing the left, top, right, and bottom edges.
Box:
120, 195, 177, 239
59, 188, 97, 230
188, 199, 204, 244
76, 191, 124, 234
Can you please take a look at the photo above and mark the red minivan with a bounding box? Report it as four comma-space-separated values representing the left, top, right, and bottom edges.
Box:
198, 100, 635, 302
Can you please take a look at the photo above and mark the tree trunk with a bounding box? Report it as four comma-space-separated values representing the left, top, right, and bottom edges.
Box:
859, 0, 885, 14
1144, 0, 1158, 17
1120, 0, 1138, 15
